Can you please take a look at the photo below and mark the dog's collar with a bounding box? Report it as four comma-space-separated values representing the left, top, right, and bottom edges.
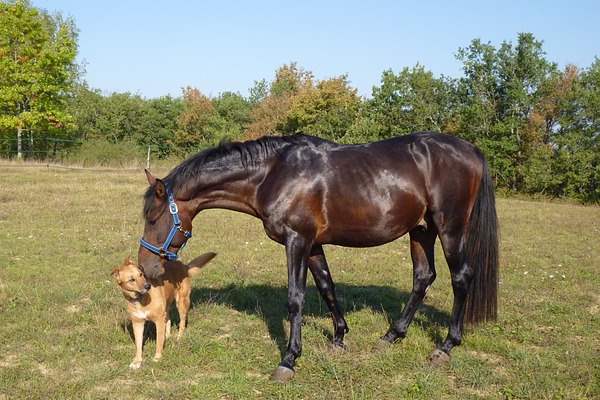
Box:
139, 187, 192, 261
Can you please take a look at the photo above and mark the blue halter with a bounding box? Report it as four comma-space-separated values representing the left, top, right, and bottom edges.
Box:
139, 188, 192, 261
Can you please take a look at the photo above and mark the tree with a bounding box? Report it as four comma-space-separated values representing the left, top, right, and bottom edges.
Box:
175, 87, 224, 152
212, 91, 251, 139
284, 75, 361, 141
245, 63, 313, 139
0, 0, 78, 158
455, 33, 557, 190
365, 65, 456, 139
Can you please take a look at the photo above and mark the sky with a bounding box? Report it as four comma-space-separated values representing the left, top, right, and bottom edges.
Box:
34, 0, 600, 99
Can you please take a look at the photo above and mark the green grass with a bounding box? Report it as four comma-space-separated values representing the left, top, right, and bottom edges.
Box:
0, 166, 598, 399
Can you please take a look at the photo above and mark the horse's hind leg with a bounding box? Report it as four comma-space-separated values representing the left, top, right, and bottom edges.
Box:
434, 222, 473, 359
381, 223, 437, 344
307, 245, 348, 348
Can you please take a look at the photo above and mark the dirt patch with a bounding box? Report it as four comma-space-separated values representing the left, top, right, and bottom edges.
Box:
0, 354, 18, 368
588, 294, 600, 315
93, 379, 136, 394
467, 350, 504, 365
467, 350, 508, 378
65, 305, 81, 313
36, 363, 52, 376
65, 297, 92, 313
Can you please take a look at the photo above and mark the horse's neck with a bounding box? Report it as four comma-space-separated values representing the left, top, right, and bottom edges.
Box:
188, 166, 265, 218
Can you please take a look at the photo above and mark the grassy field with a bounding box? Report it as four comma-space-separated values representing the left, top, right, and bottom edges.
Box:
0, 165, 598, 399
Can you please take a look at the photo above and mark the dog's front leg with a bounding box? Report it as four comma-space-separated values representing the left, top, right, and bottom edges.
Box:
129, 320, 144, 369
153, 315, 166, 362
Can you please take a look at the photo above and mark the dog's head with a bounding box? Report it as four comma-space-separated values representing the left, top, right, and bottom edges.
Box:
111, 256, 151, 301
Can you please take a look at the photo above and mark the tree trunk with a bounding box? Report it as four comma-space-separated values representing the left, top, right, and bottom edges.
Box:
17, 127, 22, 159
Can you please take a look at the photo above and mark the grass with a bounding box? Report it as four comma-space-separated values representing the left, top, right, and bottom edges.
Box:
0, 165, 598, 399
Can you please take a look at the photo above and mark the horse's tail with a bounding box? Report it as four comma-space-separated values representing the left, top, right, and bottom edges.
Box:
464, 157, 499, 324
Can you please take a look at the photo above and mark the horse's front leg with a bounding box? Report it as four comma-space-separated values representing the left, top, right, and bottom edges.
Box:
271, 233, 310, 383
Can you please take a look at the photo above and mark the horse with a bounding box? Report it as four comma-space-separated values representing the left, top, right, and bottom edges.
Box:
137, 132, 499, 382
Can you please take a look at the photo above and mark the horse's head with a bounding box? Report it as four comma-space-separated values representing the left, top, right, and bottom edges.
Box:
138, 169, 193, 279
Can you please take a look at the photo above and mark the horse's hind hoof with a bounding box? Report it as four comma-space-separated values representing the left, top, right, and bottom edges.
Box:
429, 349, 451, 366
270, 366, 295, 383
329, 340, 347, 352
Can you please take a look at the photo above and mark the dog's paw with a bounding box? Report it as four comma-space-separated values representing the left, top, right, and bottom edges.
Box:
152, 355, 162, 362
129, 360, 142, 369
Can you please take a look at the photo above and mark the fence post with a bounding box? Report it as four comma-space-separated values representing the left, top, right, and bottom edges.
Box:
17, 127, 22, 159
146, 146, 151, 169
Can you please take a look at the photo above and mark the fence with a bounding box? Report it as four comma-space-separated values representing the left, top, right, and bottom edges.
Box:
0, 136, 81, 159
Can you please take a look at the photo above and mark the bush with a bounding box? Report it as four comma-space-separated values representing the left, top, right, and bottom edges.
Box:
64, 139, 145, 167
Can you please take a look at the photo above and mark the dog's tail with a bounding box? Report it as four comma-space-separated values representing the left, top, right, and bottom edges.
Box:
187, 252, 217, 277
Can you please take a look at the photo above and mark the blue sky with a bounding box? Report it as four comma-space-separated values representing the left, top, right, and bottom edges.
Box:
34, 0, 600, 98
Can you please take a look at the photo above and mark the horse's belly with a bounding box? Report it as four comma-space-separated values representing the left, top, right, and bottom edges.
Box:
317, 211, 419, 247
323, 229, 405, 247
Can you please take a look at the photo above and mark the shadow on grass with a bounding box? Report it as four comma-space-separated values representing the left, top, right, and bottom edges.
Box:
189, 284, 449, 356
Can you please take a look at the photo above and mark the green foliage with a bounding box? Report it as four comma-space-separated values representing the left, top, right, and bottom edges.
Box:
284, 76, 361, 140
0, 0, 78, 142
63, 138, 145, 167
366, 65, 457, 138
67, 85, 182, 158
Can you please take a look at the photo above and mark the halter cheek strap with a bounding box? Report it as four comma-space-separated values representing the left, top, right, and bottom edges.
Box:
139, 188, 192, 261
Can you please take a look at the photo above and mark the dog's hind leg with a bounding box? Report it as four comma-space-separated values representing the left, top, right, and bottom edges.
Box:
166, 319, 172, 339
129, 320, 144, 369
153, 316, 166, 362
176, 293, 191, 340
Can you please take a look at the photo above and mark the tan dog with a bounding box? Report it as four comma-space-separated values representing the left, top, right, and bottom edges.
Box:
112, 253, 216, 369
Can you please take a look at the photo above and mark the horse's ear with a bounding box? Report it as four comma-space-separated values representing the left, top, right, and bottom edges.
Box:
154, 178, 166, 199
144, 169, 157, 186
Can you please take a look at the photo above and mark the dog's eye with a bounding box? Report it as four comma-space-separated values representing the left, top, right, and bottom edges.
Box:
139, 272, 142, 277
129, 278, 135, 282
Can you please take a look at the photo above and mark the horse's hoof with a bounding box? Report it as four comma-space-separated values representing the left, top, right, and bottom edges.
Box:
329, 341, 347, 352
129, 360, 142, 369
374, 338, 393, 352
429, 349, 450, 366
270, 366, 295, 383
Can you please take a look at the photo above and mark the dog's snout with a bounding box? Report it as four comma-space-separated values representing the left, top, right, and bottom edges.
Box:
144, 283, 151, 291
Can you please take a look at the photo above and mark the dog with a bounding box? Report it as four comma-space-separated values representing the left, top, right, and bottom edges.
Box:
111, 253, 216, 369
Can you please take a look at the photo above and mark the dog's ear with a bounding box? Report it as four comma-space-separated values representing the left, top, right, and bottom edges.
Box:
188, 252, 217, 270
111, 268, 120, 280
123, 255, 132, 265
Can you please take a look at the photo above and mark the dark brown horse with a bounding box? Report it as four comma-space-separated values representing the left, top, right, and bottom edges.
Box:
138, 132, 498, 382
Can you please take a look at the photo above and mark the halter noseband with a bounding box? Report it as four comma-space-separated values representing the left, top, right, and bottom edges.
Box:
139, 188, 192, 261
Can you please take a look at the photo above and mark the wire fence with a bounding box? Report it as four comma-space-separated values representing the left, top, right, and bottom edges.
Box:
0, 162, 143, 172
0, 136, 81, 159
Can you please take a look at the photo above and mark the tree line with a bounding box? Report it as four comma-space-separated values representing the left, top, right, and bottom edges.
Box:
1, 0, 598, 202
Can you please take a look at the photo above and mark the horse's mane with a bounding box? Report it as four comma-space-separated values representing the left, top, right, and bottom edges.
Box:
143, 134, 326, 220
